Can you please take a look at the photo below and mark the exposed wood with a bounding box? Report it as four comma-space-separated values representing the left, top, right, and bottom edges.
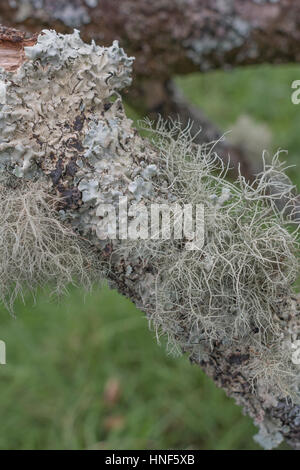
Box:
0, 25, 37, 71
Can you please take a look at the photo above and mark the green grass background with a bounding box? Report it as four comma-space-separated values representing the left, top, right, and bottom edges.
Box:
1, 64, 300, 450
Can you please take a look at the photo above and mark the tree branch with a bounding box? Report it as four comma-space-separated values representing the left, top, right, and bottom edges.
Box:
2, 0, 300, 77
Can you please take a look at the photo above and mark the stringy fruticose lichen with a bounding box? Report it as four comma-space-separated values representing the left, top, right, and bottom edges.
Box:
0, 29, 299, 419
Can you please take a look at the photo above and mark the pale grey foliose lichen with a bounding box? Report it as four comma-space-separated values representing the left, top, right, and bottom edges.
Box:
183, 0, 252, 69
11, 0, 92, 27
0, 29, 134, 178
254, 418, 286, 450
0, 28, 300, 449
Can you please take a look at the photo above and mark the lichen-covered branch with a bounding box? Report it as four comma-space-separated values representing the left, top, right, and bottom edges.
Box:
1, 27, 300, 450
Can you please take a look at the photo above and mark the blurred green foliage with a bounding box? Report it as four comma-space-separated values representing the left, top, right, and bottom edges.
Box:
0, 286, 259, 450
1, 63, 299, 450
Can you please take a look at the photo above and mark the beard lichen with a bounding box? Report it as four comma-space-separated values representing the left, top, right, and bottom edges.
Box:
118, 118, 300, 400
0, 178, 103, 314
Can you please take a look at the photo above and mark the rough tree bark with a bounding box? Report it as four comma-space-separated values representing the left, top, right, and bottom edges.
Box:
3, 0, 300, 75
3, 0, 300, 180
1, 27, 300, 450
